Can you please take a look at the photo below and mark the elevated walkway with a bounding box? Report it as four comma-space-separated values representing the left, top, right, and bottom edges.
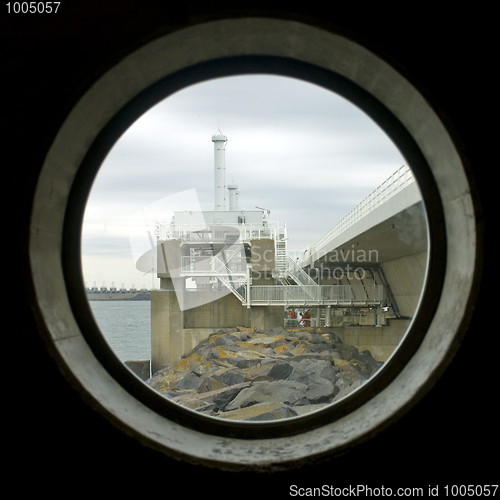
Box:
178, 249, 387, 309
242, 284, 384, 307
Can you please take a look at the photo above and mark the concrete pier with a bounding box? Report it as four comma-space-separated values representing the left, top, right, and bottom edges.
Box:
151, 289, 283, 372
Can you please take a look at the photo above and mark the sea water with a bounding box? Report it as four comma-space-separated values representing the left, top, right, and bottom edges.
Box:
88, 301, 151, 363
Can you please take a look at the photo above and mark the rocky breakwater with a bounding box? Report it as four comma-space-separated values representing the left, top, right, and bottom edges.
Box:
146, 326, 383, 421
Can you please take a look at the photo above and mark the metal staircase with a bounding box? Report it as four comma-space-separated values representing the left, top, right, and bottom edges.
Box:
212, 254, 247, 302
285, 256, 318, 287
318, 307, 326, 327
273, 222, 288, 279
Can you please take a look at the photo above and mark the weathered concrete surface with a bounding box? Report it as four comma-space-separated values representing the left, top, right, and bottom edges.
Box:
380, 251, 427, 318
332, 321, 410, 362
151, 286, 183, 374
147, 326, 383, 421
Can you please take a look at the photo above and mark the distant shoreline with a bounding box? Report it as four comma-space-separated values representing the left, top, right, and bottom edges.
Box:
86, 291, 151, 301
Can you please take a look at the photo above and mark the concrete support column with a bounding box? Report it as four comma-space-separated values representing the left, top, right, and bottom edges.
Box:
151, 278, 184, 374
325, 305, 331, 327
315, 308, 321, 328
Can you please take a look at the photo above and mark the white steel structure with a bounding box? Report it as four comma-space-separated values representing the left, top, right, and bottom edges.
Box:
212, 131, 227, 211
227, 184, 238, 211
156, 131, 389, 317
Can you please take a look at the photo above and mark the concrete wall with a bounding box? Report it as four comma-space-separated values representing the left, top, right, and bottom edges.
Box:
380, 251, 427, 318
170, 328, 217, 364
151, 287, 183, 373
325, 250, 427, 362
251, 238, 275, 273
251, 238, 276, 285
183, 292, 251, 328
157, 240, 181, 279
331, 320, 410, 362
250, 305, 284, 330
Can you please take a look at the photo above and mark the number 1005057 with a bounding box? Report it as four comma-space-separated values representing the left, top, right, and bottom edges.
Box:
6, 2, 60, 13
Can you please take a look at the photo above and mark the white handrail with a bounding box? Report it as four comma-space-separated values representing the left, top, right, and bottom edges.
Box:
245, 284, 384, 305
301, 165, 414, 264
286, 256, 317, 286
156, 221, 282, 242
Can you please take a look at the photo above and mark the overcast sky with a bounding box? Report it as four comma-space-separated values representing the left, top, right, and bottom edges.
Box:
81, 74, 407, 290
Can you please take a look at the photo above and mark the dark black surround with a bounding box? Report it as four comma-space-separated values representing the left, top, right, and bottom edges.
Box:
6, 2, 492, 493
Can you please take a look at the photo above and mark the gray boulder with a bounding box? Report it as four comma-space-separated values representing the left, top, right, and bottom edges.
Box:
174, 371, 203, 391
287, 329, 312, 341
321, 329, 342, 343
289, 358, 338, 385
332, 379, 364, 402
268, 360, 294, 380
211, 383, 250, 411
213, 334, 240, 346
147, 325, 385, 421
225, 380, 309, 410
234, 358, 262, 369
357, 350, 384, 373
289, 358, 339, 404
340, 344, 359, 360
211, 368, 248, 387
305, 380, 338, 404
218, 401, 298, 421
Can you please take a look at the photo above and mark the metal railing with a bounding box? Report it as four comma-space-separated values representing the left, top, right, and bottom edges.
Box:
300, 164, 415, 265
273, 221, 288, 275
244, 284, 384, 306
181, 254, 246, 275
213, 256, 247, 302
285, 256, 318, 286
181, 256, 214, 273
156, 221, 282, 243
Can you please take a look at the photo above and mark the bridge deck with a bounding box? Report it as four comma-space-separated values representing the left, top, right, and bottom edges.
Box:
298, 165, 420, 269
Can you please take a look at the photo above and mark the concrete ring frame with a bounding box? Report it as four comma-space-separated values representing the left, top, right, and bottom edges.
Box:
29, 18, 480, 471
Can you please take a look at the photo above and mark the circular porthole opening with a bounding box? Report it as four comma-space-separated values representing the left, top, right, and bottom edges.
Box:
81, 72, 431, 432
30, 18, 479, 469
